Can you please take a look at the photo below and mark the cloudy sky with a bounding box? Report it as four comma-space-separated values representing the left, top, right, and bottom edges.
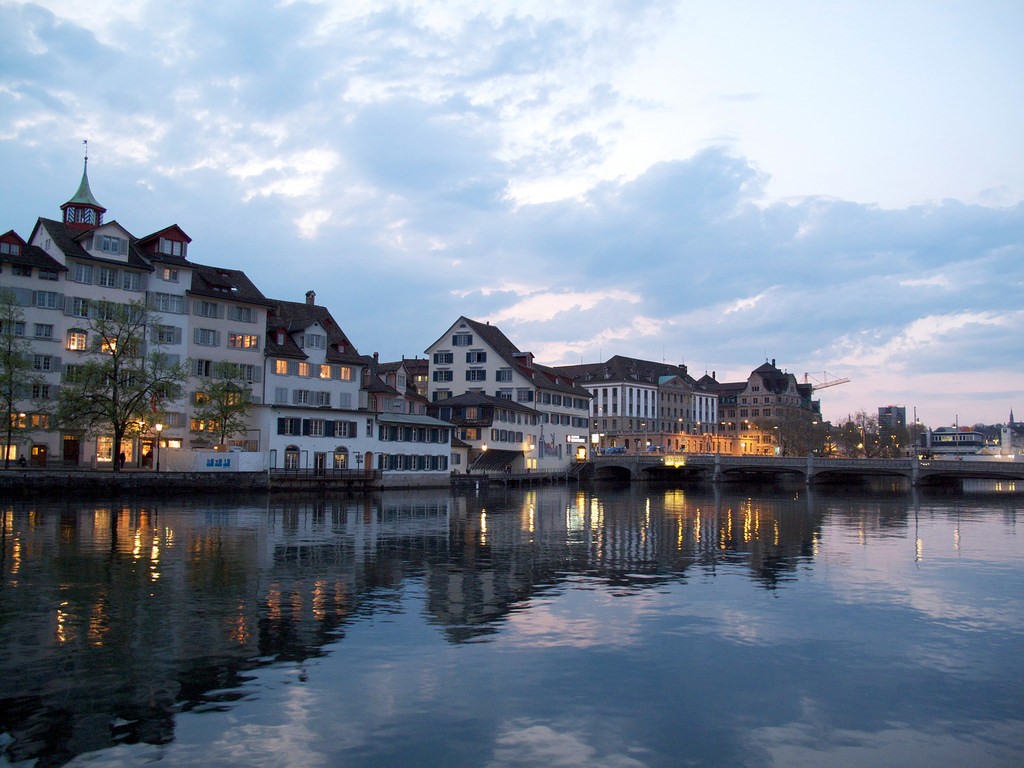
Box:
1, 0, 1021, 427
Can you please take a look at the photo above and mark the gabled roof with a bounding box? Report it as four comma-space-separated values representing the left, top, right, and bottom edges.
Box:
137, 225, 193, 267
431, 316, 590, 397
31, 218, 153, 271
0, 231, 66, 271
264, 297, 364, 365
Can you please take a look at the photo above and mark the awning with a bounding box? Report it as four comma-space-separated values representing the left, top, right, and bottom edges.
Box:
470, 449, 523, 472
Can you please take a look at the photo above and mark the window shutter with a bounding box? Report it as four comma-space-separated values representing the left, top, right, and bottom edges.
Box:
302, 419, 311, 436
324, 421, 336, 437
277, 417, 286, 435
119, 238, 128, 255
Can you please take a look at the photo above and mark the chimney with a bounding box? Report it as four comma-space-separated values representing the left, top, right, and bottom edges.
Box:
305, 290, 316, 305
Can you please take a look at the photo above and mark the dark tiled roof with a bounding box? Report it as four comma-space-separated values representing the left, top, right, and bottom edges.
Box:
33, 218, 154, 272
264, 297, 363, 364
453, 317, 590, 397
427, 390, 539, 416
2, 242, 67, 272
556, 355, 712, 396
189, 262, 273, 306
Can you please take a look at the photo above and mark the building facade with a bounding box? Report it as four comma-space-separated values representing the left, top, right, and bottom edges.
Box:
424, 317, 591, 471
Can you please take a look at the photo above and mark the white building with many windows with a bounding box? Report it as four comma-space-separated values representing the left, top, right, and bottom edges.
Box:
258, 292, 451, 483
425, 317, 591, 472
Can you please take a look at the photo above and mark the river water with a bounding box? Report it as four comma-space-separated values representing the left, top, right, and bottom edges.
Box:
1, 483, 1022, 767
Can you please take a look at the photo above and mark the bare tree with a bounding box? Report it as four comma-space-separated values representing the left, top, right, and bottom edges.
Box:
56, 299, 188, 472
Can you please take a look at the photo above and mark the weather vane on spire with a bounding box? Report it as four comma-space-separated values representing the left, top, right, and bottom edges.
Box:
83, 139, 89, 167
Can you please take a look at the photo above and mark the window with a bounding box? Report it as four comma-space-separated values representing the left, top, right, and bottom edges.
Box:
34, 324, 53, 340
274, 387, 288, 403
303, 333, 325, 349
12, 265, 31, 277
159, 238, 184, 257
293, 390, 311, 405
152, 293, 185, 314
452, 332, 473, 346
298, 362, 311, 377
338, 366, 352, 381
319, 364, 332, 379
278, 418, 301, 436
122, 272, 141, 291
32, 291, 59, 309
194, 359, 212, 377
496, 368, 513, 382
70, 298, 89, 318
433, 351, 453, 364
433, 369, 453, 382
194, 328, 219, 346
161, 267, 179, 282
314, 391, 330, 406
309, 419, 325, 437
99, 235, 124, 254
156, 325, 180, 344
38, 268, 58, 281
466, 350, 487, 363
67, 330, 87, 351
96, 436, 114, 462
33, 355, 52, 371
0, 242, 21, 256
97, 267, 118, 287
228, 305, 253, 322
228, 333, 259, 349
72, 263, 93, 283
195, 300, 219, 318
466, 369, 486, 382
30, 413, 49, 427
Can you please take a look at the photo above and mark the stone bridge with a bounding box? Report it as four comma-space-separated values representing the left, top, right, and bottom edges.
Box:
590, 453, 1024, 487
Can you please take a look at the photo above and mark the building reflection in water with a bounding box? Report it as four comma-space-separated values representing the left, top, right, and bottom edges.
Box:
0, 485, 1001, 766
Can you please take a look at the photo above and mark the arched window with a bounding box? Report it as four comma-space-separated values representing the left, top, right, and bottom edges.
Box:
333, 446, 348, 469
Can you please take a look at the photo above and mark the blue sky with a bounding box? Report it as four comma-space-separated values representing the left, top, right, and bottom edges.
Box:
1, 0, 1021, 427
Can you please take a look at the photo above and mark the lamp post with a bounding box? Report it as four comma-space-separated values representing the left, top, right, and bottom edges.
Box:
154, 423, 163, 471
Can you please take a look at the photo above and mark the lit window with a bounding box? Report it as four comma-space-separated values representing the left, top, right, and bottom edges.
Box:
298, 362, 311, 377
228, 333, 259, 349
67, 330, 88, 351
275, 359, 288, 375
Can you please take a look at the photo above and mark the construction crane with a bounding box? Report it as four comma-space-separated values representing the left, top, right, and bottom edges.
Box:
803, 372, 851, 391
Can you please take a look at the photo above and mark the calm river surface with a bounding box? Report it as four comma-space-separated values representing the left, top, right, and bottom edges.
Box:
1, 483, 1022, 767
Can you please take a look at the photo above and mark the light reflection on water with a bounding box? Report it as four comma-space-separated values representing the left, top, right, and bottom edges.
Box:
0, 485, 1022, 767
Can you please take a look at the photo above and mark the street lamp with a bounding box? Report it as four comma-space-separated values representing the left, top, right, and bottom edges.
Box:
154, 423, 163, 471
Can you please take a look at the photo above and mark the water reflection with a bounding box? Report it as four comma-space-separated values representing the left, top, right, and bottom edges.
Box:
0, 485, 1021, 767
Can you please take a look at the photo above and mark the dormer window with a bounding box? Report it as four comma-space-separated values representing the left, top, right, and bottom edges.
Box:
96, 235, 127, 255
159, 238, 185, 257
303, 333, 325, 349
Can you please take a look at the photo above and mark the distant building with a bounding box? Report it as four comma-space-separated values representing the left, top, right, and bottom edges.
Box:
554, 355, 719, 454
878, 405, 906, 429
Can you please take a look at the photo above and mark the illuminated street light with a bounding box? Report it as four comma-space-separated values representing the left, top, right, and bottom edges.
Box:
154, 423, 163, 471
